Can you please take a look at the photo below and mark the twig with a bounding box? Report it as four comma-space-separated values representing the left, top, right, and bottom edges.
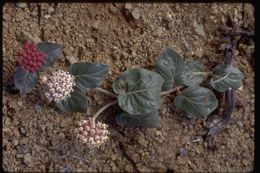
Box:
59, 152, 70, 159
96, 87, 118, 98
181, 32, 193, 55
70, 155, 89, 163
179, 19, 193, 54
93, 100, 118, 120
160, 86, 184, 96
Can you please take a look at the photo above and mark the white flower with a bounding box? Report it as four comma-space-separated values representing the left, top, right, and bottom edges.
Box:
41, 70, 75, 103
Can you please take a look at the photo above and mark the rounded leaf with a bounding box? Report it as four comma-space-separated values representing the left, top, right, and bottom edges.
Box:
112, 68, 164, 115
211, 64, 244, 92
154, 47, 184, 90
68, 62, 109, 92
37, 42, 63, 69
14, 66, 39, 95
176, 60, 205, 86
116, 110, 160, 128
174, 86, 218, 118
56, 86, 88, 113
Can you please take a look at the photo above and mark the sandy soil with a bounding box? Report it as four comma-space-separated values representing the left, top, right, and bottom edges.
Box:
3, 3, 254, 172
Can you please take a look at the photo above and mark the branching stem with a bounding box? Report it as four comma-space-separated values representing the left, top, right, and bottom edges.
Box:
93, 85, 184, 120
96, 87, 118, 98
93, 100, 118, 121
160, 86, 184, 96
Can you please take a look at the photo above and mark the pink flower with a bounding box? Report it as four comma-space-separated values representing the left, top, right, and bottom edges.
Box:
75, 118, 110, 148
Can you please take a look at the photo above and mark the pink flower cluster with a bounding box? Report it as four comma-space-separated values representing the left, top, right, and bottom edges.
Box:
17, 41, 46, 73
75, 118, 110, 148
41, 70, 75, 103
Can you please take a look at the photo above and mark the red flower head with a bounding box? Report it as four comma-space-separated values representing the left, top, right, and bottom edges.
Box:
17, 41, 46, 73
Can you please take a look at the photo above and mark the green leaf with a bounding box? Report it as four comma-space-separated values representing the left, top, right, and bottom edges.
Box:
56, 86, 88, 113
37, 42, 63, 69
14, 66, 39, 95
154, 47, 184, 90
211, 64, 244, 92
176, 60, 205, 86
112, 68, 164, 115
68, 62, 109, 92
116, 110, 160, 128
174, 86, 218, 118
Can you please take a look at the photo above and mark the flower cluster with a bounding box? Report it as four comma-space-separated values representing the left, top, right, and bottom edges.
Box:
17, 41, 46, 73
75, 118, 110, 148
41, 70, 75, 103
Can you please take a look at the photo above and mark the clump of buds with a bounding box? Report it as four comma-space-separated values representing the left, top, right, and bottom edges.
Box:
17, 41, 46, 73
41, 70, 75, 103
75, 118, 110, 148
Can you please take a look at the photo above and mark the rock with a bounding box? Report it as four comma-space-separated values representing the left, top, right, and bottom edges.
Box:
12, 128, 20, 138
3, 14, 10, 21
23, 153, 32, 165
180, 148, 188, 157
44, 14, 51, 19
137, 165, 152, 172
61, 119, 69, 128
193, 20, 205, 37
156, 27, 163, 37
92, 20, 100, 30
17, 154, 25, 159
237, 121, 244, 128
19, 127, 26, 135
168, 21, 175, 30
65, 55, 78, 64
63, 46, 74, 56
125, 3, 132, 10
17, 101, 23, 107
34, 104, 43, 113
48, 7, 55, 14
12, 138, 19, 146
16, 3, 27, 8
111, 154, 117, 161
132, 8, 141, 19
17, 145, 30, 155
58, 132, 65, 140
109, 5, 120, 15
16, 31, 42, 44
61, 165, 73, 172
20, 137, 29, 145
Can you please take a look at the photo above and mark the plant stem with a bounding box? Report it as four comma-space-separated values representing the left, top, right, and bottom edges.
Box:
160, 86, 184, 96
93, 100, 118, 121
96, 87, 118, 98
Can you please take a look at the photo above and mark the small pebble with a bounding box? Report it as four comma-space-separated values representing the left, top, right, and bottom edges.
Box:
23, 153, 32, 165
34, 104, 43, 113
17, 101, 23, 107
44, 14, 51, 19
125, 3, 132, 10
61, 165, 73, 172
92, 20, 100, 30
48, 7, 55, 14
111, 154, 117, 161
180, 148, 188, 157
132, 8, 141, 19
16, 3, 27, 8
12, 138, 19, 146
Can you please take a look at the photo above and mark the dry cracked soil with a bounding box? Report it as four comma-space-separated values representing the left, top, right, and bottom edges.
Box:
3, 3, 254, 172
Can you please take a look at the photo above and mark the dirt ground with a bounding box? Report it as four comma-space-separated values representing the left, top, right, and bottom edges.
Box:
3, 3, 254, 172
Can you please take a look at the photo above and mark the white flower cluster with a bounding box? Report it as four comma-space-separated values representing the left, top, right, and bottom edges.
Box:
41, 70, 75, 103
75, 118, 110, 148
